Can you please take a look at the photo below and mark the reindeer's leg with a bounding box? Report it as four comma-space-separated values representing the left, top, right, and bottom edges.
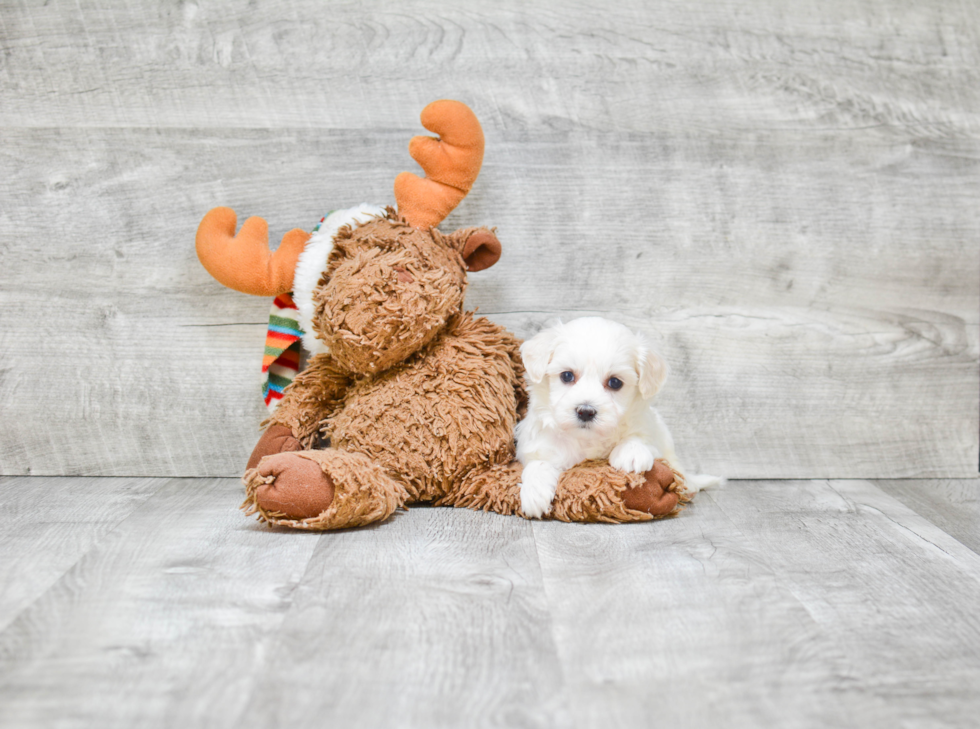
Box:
448, 461, 525, 516
447, 459, 688, 523
242, 449, 409, 531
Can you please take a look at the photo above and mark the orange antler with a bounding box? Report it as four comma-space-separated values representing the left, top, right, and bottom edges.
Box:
394, 100, 485, 229
195, 207, 309, 296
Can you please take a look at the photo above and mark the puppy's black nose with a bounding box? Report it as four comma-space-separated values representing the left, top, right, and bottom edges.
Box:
575, 405, 597, 422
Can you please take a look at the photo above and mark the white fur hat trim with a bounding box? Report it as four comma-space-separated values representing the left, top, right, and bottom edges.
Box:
291, 204, 386, 355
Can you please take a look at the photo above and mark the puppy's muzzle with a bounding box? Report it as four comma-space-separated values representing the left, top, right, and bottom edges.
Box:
575, 405, 598, 423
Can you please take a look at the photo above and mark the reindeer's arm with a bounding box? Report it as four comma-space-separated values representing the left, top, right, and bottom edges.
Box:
497, 328, 528, 421
246, 353, 352, 469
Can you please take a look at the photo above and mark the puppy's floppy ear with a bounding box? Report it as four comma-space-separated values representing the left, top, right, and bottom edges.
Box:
521, 328, 558, 384
636, 338, 668, 399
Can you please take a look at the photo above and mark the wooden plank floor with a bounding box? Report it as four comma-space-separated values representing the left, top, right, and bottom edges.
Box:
2, 476, 979, 728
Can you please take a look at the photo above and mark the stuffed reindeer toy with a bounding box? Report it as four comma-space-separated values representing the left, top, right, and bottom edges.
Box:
195, 100, 688, 530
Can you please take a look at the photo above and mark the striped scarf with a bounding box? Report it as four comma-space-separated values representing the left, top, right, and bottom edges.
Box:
260, 213, 331, 411
262, 293, 303, 410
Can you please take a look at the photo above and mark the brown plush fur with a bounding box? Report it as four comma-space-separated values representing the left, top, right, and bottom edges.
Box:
238, 209, 690, 530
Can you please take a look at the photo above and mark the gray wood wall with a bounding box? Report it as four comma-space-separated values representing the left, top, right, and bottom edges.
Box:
1, 0, 977, 479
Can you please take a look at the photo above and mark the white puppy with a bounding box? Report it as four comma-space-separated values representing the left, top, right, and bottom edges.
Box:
515, 317, 720, 518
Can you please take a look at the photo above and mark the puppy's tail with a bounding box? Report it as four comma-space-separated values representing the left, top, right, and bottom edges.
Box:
682, 472, 726, 495
662, 452, 724, 497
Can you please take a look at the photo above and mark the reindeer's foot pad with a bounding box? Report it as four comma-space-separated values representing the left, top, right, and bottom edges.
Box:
622, 459, 688, 517
243, 452, 335, 521
242, 450, 409, 531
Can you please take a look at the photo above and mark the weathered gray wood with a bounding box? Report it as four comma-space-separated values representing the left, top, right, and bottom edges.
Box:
0, 475, 162, 633
876, 479, 980, 555
709, 480, 980, 729
1, 0, 977, 132
239, 507, 567, 729
0, 0, 977, 478
0, 477, 321, 729
5, 477, 980, 727
532, 491, 856, 728
533, 480, 980, 728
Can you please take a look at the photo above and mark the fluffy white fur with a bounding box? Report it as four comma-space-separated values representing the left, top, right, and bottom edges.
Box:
292, 203, 386, 355
515, 317, 722, 518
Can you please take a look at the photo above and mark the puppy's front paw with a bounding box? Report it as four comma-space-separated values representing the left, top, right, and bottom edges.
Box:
519, 461, 561, 518
609, 439, 656, 473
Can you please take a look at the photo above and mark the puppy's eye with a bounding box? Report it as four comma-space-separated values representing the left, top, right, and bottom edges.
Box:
606, 377, 624, 390
559, 371, 576, 384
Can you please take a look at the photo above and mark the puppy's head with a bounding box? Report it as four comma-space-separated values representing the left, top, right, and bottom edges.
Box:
521, 317, 667, 436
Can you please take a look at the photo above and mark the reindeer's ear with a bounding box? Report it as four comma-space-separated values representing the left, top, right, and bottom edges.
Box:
449, 227, 501, 272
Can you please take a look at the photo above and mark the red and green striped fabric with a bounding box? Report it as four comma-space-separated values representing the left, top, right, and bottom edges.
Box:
262, 293, 303, 410
260, 213, 333, 410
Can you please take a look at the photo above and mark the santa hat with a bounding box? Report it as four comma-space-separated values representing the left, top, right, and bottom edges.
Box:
259, 205, 385, 410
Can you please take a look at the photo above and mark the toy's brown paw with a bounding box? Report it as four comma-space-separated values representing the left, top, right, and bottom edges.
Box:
254, 452, 335, 519
622, 459, 680, 516
246, 424, 302, 470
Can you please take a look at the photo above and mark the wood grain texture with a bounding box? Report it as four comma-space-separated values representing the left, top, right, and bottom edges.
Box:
531, 493, 856, 728
4, 476, 980, 727
876, 479, 980, 555
0, 0, 977, 478
709, 479, 980, 729
1, 0, 978, 133
0, 475, 162, 633
0, 477, 321, 729
239, 507, 567, 729
534, 479, 980, 729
